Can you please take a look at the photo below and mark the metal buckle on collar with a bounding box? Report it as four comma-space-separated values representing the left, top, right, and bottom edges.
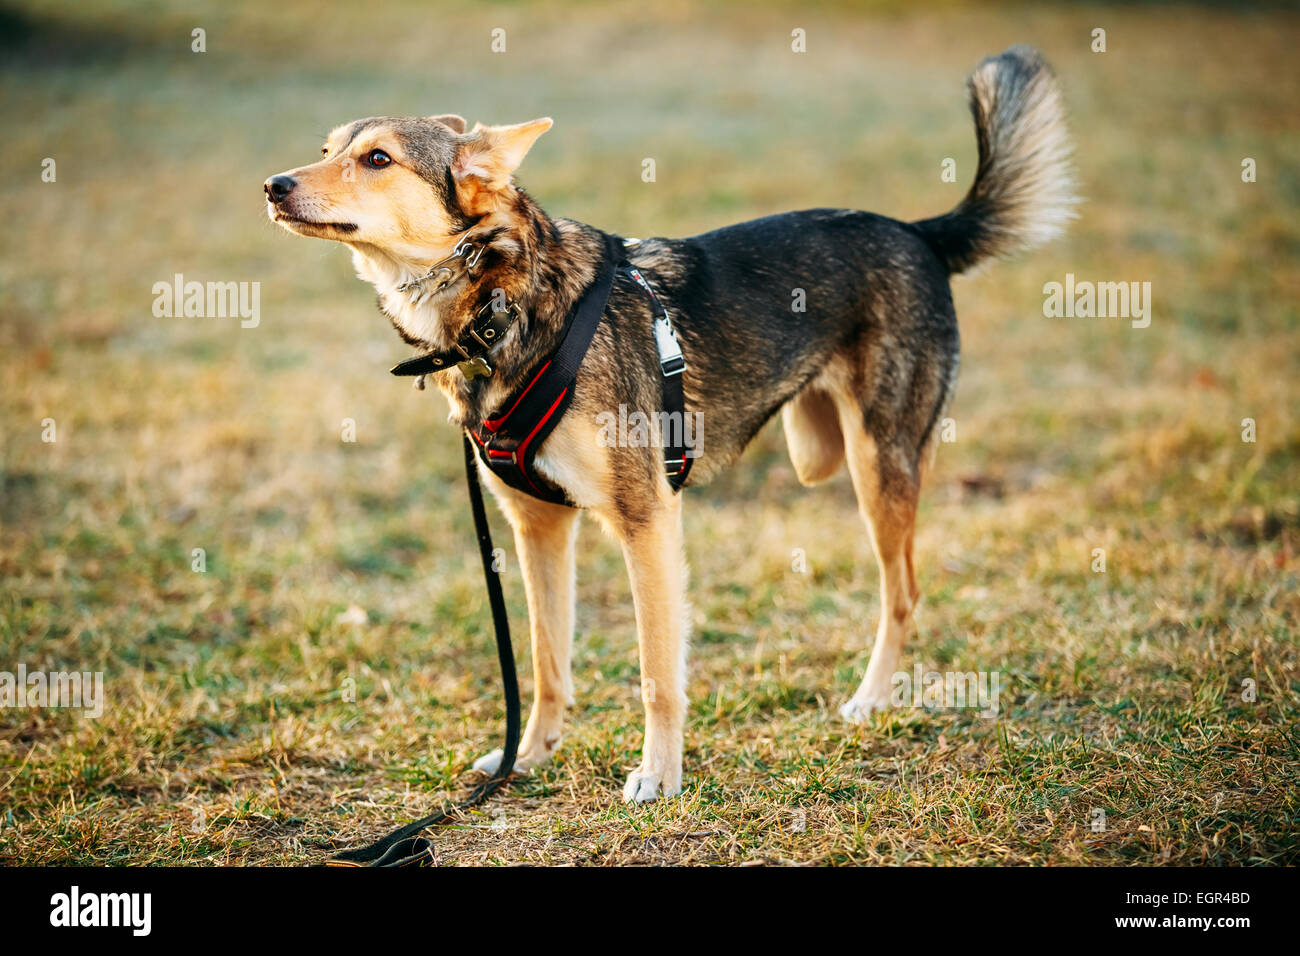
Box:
664, 456, 685, 476
456, 301, 522, 380
468, 300, 521, 351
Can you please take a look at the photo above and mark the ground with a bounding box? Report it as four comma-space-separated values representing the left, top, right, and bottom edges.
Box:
1, 0, 1297, 865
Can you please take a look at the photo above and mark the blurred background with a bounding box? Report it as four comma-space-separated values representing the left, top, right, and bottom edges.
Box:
1, 0, 1297, 865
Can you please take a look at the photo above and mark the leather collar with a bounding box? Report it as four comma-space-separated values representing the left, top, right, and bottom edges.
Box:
388, 234, 524, 381
390, 299, 522, 380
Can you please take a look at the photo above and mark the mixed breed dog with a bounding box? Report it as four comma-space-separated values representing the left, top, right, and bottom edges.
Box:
266, 46, 1076, 803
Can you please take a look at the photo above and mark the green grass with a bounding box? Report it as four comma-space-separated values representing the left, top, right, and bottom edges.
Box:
1, 0, 1297, 865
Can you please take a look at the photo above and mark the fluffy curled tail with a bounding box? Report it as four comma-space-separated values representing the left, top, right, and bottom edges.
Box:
914, 45, 1078, 274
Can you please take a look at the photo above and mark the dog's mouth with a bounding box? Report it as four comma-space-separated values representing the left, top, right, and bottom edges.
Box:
271, 209, 358, 234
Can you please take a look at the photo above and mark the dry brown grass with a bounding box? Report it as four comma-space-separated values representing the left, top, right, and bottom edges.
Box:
1, 0, 1297, 865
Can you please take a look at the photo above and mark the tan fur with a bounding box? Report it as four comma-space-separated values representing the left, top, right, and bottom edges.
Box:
488, 479, 580, 769
595, 490, 689, 801
428, 114, 468, 134
473, 451, 689, 800
781, 386, 845, 485
272, 124, 462, 264
833, 389, 921, 718
451, 118, 552, 216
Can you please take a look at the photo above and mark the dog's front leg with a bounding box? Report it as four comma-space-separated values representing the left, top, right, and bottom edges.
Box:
610, 495, 689, 803
473, 486, 579, 775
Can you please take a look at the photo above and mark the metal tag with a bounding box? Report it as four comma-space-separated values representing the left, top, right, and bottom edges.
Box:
458, 356, 493, 380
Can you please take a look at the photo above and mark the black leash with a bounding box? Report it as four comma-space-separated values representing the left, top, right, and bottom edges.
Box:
325, 433, 519, 867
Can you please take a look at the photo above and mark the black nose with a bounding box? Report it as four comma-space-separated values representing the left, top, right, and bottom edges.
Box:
264, 174, 295, 203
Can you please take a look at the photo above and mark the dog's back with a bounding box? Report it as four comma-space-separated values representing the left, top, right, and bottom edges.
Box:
619, 209, 954, 480
615, 46, 1076, 485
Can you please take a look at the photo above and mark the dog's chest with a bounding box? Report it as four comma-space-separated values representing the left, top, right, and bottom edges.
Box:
354, 250, 446, 346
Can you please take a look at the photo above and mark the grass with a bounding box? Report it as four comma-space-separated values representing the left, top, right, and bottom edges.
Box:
1, 0, 1297, 865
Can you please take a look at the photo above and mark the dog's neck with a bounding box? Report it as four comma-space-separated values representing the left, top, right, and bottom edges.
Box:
349, 192, 606, 427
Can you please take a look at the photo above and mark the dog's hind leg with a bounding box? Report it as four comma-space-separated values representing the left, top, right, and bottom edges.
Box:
473, 485, 580, 775
836, 410, 921, 722
782, 385, 845, 485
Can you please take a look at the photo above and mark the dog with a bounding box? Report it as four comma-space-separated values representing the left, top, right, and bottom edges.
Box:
265, 45, 1076, 803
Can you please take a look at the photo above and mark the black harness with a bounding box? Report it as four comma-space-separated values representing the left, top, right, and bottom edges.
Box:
391, 232, 695, 503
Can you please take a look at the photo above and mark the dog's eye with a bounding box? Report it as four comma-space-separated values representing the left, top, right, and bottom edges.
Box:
366, 149, 393, 169
321, 146, 328, 157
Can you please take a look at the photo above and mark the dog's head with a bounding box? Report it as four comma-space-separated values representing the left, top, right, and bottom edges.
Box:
264, 114, 552, 261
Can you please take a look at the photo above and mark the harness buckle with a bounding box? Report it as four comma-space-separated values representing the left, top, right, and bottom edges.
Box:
654, 316, 685, 376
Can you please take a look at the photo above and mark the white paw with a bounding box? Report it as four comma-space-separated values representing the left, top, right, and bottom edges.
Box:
472, 748, 538, 776
839, 693, 891, 724
622, 768, 681, 803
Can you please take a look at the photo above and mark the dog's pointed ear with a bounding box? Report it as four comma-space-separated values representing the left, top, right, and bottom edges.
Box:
429, 114, 467, 134
451, 117, 552, 214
